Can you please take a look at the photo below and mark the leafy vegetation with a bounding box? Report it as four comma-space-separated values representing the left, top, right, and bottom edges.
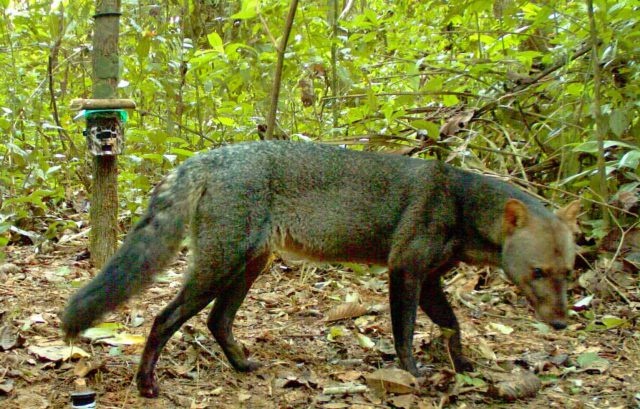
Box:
0, 0, 638, 248
0, 2, 638, 406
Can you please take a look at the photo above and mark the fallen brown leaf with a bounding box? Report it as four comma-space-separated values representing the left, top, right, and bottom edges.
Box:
365, 368, 418, 395
487, 369, 541, 401
326, 302, 369, 322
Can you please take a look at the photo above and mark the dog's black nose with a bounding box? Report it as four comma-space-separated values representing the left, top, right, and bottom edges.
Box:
550, 320, 567, 330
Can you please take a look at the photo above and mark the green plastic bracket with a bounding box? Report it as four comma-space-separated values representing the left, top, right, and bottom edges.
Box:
83, 109, 128, 123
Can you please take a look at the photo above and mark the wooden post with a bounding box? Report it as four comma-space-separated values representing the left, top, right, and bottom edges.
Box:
90, 0, 121, 267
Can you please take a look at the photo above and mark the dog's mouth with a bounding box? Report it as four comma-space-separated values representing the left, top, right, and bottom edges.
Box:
528, 299, 568, 330
534, 308, 568, 330
516, 284, 568, 331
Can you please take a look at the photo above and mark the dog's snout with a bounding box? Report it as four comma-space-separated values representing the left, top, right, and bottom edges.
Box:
550, 320, 567, 330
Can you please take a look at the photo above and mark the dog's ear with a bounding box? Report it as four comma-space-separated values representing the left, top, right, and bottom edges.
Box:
503, 199, 529, 236
556, 200, 581, 233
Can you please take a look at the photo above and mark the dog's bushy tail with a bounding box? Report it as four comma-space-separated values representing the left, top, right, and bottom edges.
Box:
62, 162, 206, 338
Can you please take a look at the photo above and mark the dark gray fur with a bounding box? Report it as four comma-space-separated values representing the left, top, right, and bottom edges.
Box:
62, 141, 576, 398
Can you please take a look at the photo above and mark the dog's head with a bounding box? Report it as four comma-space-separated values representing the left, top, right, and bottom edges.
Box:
501, 199, 580, 329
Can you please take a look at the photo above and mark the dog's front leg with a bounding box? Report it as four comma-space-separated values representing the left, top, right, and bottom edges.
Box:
388, 235, 454, 376
389, 267, 421, 375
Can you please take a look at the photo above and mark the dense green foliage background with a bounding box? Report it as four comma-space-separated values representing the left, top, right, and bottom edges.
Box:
0, 0, 638, 250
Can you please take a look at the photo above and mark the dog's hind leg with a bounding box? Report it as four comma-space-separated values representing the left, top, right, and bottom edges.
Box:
207, 251, 271, 372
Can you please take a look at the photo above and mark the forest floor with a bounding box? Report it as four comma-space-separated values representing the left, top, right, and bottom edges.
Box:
0, 239, 638, 409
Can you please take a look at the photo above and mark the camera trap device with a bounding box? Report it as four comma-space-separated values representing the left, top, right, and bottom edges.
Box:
71, 99, 136, 156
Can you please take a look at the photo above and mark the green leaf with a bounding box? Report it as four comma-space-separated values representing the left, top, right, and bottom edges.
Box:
609, 109, 628, 137
147, 130, 169, 146
424, 78, 443, 92
576, 352, 600, 367
363, 9, 379, 25
170, 148, 196, 158
600, 315, 627, 329
225, 43, 258, 61
327, 325, 347, 342
412, 120, 440, 140
231, 0, 258, 20
141, 153, 165, 163
565, 83, 584, 96
136, 35, 151, 61
70, 279, 87, 288
531, 322, 551, 334
355, 332, 375, 349
214, 117, 236, 126
576, 352, 609, 373
368, 265, 388, 275
6, 142, 28, 158
618, 150, 640, 169
442, 94, 459, 107
366, 88, 378, 112
81, 322, 124, 341
538, 374, 560, 383
189, 50, 222, 68
477, 34, 496, 45
7, 189, 51, 209
46, 165, 61, 175
573, 140, 637, 153
108, 347, 122, 357
455, 373, 486, 387
207, 32, 224, 53
381, 104, 395, 124
514, 50, 543, 67
342, 262, 366, 275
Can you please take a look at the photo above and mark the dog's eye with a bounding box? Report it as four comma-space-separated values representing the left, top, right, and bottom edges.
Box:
533, 268, 544, 280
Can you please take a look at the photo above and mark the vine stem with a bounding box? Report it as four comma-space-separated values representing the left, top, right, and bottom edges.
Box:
330, 0, 339, 130
265, 0, 299, 140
